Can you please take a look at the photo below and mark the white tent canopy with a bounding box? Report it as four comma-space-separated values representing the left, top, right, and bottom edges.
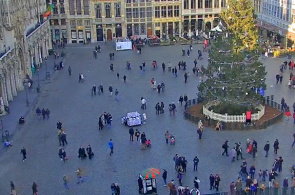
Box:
211, 25, 222, 32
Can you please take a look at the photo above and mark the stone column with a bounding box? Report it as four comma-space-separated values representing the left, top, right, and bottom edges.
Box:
0, 74, 8, 106
9, 64, 17, 96
34, 45, 40, 67
5, 70, 13, 101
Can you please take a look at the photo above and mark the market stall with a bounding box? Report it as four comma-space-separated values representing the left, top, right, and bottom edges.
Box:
115, 38, 132, 51
139, 168, 160, 194
121, 111, 142, 126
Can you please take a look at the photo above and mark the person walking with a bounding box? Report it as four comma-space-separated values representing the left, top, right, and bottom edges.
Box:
197, 127, 203, 140
135, 129, 140, 141
76, 168, 83, 184
274, 139, 279, 154
252, 145, 257, 159
20, 147, 26, 162
194, 177, 200, 189
165, 131, 170, 144
63, 174, 70, 190
117, 73, 120, 80
264, 141, 270, 157
115, 89, 119, 101
45, 108, 50, 119
108, 139, 114, 156
32, 182, 38, 195
109, 85, 113, 96
129, 127, 134, 141
36, 107, 41, 119
162, 169, 167, 186
41, 108, 46, 120
123, 75, 126, 82
222, 141, 229, 156
60, 131, 68, 146
179, 95, 184, 105
184, 72, 188, 83
193, 156, 199, 171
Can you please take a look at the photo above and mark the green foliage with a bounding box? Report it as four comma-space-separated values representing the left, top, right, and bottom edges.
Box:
198, 0, 266, 107
220, 0, 258, 52
209, 103, 259, 115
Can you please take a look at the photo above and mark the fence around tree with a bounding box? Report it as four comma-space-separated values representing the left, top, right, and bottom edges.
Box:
184, 95, 283, 130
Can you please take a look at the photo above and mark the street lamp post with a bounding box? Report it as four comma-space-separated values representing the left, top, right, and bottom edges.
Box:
0, 110, 3, 142
23, 81, 29, 107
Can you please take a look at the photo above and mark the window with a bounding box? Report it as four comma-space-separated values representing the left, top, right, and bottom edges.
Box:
83, 0, 89, 15
133, 8, 139, 18
155, 6, 160, 18
53, 5, 58, 14
69, 0, 75, 15
184, 0, 189, 9
168, 6, 173, 17
85, 20, 90, 26
174, 5, 179, 17
155, 22, 160, 27
140, 23, 146, 34
76, 0, 82, 15
146, 7, 152, 18
95, 4, 102, 18
126, 0, 131, 3
191, 0, 196, 9
105, 3, 111, 18
221, 0, 226, 7
60, 4, 65, 14
205, 0, 212, 8
161, 6, 167, 17
140, 8, 145, 18
77, 20, 82, 26
61, 19, 66, 25
126, 8, 132, 18
214, 0, 219, 8
70, 20, 76, 27
134, 24, 139, 35
198, 0, 203, 8
53, 19, 59, 25
115, 3, 121, 17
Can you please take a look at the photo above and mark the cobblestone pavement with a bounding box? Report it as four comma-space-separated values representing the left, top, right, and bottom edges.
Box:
0, 42, 294, 195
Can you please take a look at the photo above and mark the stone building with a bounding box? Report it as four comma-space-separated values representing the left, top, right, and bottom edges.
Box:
0, 0, 51, 111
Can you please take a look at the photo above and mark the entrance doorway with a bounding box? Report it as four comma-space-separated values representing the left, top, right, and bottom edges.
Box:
107, 29, 112, 40
147, 27, 152, 37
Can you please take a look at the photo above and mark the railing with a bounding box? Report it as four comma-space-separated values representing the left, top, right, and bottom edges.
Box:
26, 20, 49, 38
0, 47, 14, 61
203, 102, 265, 123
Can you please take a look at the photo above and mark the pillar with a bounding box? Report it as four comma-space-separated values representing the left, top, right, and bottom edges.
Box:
4, 71, 13, 101
1, 78, 8, 106
10, 66, 17, 96
35, 45, 40, 67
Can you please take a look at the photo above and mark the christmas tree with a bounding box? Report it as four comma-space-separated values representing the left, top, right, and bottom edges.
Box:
198, 0, 266, 110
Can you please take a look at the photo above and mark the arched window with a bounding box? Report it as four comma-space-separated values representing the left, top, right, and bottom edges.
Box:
105, 4, 111, 18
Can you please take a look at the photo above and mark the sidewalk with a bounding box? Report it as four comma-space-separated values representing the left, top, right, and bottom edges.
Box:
0, 47, 67, 153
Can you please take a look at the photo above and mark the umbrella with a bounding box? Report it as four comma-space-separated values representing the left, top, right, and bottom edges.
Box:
140, 168, 160, 179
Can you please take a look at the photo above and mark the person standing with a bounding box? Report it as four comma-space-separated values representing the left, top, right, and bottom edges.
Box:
236, 177, 242, 195
252, 145, 257, 159
68, 66, 72, 76
264, 141, 270, 157
214, 174, 221, 191
109, 85, 113, 96
162, 63, 166, 72
32, 182, 38, 195
222, 141, 229, 156
165, 131, 170, 144
123, 75, 126, 82
117, 73, 120, 80
60, 131, 68, 146
86, 145, 93, 160
135, 129, 140, 141
141, 97, 146, 110
292, 133, 295, 147
138, 177, 144, 194
184, 72, 188, 83
140, 132, 147, 150
274, 139, 279, 154
162, 169, 167, 186
108, 139, 114, 156
209, 174, 215, 190
36, 107, 41, 119
193, 156, 199, 171
194, 177, 200, 189
63, 174, 70, 190
45, 108, 50, 119
184, 94, 188, 104
10, 181, 16, 195
197, 127, 203, 140
20, 147, 26, 162
179, 95, 184, 105
129, 127, 134, 141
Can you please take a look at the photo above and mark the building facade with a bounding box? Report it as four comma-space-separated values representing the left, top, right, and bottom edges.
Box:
50, 0, 227, 42
254, 0, 294, 45
0, 0, 51, 111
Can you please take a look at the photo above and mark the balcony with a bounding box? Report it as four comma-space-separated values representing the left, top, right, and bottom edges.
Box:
115, 17, 123, 22
182, 8, 224, 15
102, 18, 115, 23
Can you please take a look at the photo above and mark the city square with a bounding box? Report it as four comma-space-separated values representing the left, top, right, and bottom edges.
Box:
0, 42, 294, 194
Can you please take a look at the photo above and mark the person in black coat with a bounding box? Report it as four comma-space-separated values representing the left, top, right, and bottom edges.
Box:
209, 174, 215, 190
129, 128, 134, 141
138, 177, 144, 194
78, 146, 87, 159
86, 145, 93, 159
179, 95, 184, 105
194, 177, 199, 189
